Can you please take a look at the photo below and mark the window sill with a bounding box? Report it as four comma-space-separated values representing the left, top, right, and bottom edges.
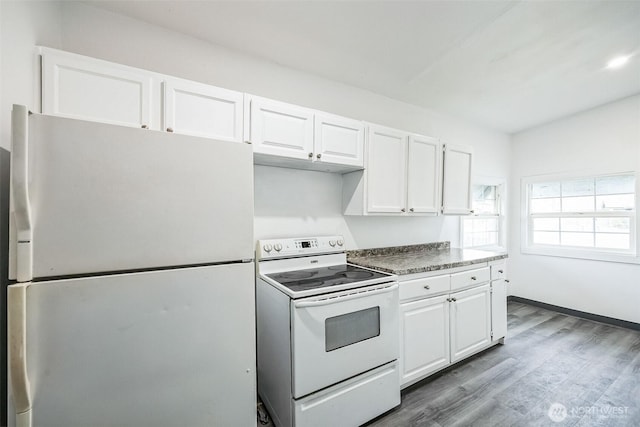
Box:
521, 245, 640, 264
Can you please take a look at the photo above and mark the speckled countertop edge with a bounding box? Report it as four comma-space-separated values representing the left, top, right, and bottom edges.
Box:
347, 242, 508, 275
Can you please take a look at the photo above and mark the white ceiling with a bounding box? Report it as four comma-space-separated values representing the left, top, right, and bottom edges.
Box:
88, 1, 640, 133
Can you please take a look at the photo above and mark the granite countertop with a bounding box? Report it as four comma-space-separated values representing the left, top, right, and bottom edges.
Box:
347, 241, 507, 275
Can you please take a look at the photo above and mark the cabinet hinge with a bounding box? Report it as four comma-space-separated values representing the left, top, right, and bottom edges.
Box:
491, 331, 494, 339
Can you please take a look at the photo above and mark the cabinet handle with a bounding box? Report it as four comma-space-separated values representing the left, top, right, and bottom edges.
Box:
316, 153, 322, 159
409, 208, 415, 212
452, 297, 457, 302
308, 152, 313, 159
166, 127, 174, 133
471, 276, 477, 281
498, 270, 504, 274
141, 124, 148, 129
401, 208, 406, 212
423, 285, 430, 290
446, 298, 452, 302
470, 210, 475, 214
505, 279, 510, 284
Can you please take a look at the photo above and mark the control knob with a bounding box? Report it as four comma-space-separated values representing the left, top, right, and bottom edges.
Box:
329, 240, 336, 247
274, 243, 283, 252
263, 244, 273, 253
337, 239, 344, 247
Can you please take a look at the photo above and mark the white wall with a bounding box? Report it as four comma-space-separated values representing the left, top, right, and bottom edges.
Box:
1, 2, 511, 250
509, 95, 640, 323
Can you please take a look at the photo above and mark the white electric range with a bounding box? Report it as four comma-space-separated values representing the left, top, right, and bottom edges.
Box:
256, 236, 400, 427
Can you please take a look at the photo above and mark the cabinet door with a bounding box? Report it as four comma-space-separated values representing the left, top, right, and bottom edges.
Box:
407, 135, 441, 214
249, 96, 314, 160
400, 295, 450, 386
491, 280, 508, 341
442, 144, 473, 215
42, 49, 153, 129
163, 78, 243, 142
314, 113, 364, 167
366, 125, 408, 214
450, 284, 491, 362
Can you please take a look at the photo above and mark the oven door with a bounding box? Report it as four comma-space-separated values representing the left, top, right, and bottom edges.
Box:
290, 282, 399, 398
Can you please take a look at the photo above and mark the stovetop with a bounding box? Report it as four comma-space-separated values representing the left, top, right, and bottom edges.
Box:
265, 264, 392, 295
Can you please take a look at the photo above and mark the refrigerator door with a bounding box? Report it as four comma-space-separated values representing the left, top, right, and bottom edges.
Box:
8, 263, 256, 427
10, 111, 253, 280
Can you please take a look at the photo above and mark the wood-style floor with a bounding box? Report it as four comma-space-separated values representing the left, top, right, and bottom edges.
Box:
367, 301, 640, 427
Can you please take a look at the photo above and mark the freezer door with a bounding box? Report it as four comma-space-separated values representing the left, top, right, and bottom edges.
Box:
10, 111, 253, 279
8, 263, 256, 427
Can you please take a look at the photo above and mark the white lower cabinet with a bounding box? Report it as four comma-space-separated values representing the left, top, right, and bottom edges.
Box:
400, 295, 450, 385
399, 264, 506, 388
450, 284, 492, 362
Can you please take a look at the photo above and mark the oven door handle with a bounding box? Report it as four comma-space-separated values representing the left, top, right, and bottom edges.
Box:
294, 283, 398, 308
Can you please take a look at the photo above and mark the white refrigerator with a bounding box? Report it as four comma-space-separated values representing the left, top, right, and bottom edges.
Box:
7, 105, 256, 427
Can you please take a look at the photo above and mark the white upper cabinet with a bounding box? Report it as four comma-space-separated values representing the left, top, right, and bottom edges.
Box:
249, 96, 314, 160
163, 78, 243, 142
367, 125, 408, 214
314, 112, 364, 168
343, 124, 441, 216
247, 95, 364, 172
407, 135, 441, 214
41, 48, 153, 129
41, 48, 245, 142
442, 144, 473, 214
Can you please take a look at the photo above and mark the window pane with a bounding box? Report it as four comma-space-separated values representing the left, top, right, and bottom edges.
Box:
531, 198, 561, 213
561, 217, 593, 232
595, 217, 630, 233
562, 179, 594, 197
562, 196, 594, 212
472, 185, 498, 214
531, 182, 560, 198
533, 231, 559, 245
533, 218, 560, 231
596, 194, 635, 211
561, 232, 594, 247
596, 175, 635, 195
485, 218, 498, 232
595, 233, 630, 250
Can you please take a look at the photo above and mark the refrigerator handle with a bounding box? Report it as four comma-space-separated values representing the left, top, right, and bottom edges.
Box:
11, 104, 33, 282
8, 284, 33, 427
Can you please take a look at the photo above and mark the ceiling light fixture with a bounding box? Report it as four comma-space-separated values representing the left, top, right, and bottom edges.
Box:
606, 55, 630, 69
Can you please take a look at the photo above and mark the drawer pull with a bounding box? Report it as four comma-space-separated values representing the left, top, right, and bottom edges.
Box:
498, 270, 504, 273
423, 285, 430, 290
471, 276, 477, 280
505, 279, 510, 284
451, 297, 457, 302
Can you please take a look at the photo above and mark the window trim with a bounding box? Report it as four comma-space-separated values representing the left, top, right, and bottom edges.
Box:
460, 178, 506, 251
521, 171, 640, 264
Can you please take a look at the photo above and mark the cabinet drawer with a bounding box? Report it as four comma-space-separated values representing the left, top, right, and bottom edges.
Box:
400, 275, 450, 302
450, 267, 490, 291
491, 264, 507, 280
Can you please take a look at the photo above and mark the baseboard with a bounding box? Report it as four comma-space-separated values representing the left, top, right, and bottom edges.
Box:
508, 296, 640, 331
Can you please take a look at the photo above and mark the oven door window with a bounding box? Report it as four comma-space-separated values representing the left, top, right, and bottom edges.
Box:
325, 306, 380, 352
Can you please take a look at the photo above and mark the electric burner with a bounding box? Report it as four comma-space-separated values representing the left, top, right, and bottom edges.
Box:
266, 264, 390, 295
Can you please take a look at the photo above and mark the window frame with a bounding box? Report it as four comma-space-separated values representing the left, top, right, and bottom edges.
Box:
521, 171, 639, 264
460, 178, 506, 251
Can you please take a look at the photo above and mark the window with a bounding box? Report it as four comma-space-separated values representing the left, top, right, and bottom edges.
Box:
523, 173, 637, 261
462, 183, 504, 249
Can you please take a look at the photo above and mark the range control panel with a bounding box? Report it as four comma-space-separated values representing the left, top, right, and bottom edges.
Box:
257, 236, 345, 260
